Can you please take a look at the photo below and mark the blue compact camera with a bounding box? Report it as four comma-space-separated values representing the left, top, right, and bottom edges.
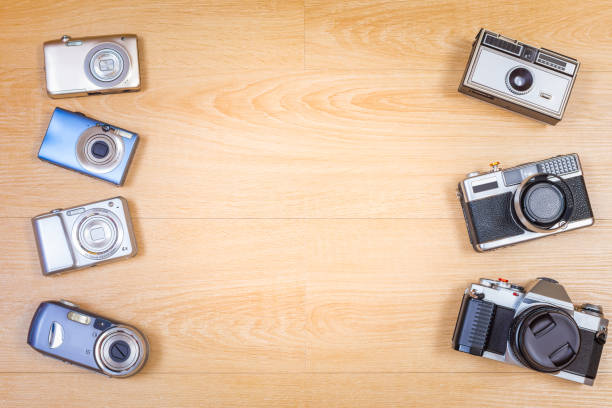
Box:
39, 108, 139, 185
28, 300, 149, 378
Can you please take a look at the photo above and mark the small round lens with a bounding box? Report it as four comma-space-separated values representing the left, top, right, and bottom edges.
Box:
109, 340, 131, 363
506, 67, 534, 94
91, 140, 110, 159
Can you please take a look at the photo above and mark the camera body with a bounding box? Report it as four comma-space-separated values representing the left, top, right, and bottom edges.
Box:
28, 300, 148, 378
43, 34, 140, 98
39, 108, 139, 185
458, 154, 593, 252
32, 196, 137, 276
453, 278, 607, 385
459, 29, 579, 124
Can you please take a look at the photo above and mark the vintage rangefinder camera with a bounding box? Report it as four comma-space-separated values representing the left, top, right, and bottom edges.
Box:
458, 154, 593, 251
28, 300, 148, 378
459, 29, 579, 124
32, 197, 137, 276
44, 34, 140, 98
453, 278, 607, 385
39, 108, 139, 185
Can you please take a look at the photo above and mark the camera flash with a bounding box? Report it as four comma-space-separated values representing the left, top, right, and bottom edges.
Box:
67, 311, 91, 325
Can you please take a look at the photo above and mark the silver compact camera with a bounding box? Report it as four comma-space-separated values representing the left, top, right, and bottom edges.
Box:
458, 154, 594, 251
32, 197, 137, 275
459, 28, 579, 124
453, 278, 607, 385
43, 34, 141, 98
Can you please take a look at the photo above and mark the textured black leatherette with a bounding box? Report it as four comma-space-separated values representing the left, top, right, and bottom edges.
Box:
466, 192, 525, 244
565, 176, 594, 222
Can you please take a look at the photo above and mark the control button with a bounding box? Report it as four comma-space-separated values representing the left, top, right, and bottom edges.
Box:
48, 322, 64, 349
59, 300, 79, 308
466, 172, 481, 178
539, 92, 552, 100
61, 35, 71, 42
51, 209, 62, 213
67, 208, 85, 216
67, 311, 91, 325
489, 161, 501, 172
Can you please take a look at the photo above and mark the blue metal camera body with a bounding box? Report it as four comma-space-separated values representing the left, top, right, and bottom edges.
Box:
28, 300, 148, 378
39, 108, 139, 185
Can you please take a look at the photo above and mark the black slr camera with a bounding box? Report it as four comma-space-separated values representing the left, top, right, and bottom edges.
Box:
458, 154, 593, 251
453, 278, 607, 385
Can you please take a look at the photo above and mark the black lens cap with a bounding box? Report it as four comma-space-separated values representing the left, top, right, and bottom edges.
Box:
512, 306, 580, 372
91, 140, 109, 159
109, 340, 131, 363
522, 182, 565, 226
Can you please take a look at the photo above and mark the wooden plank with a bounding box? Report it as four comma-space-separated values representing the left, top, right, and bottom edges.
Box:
2, 218, 610, 374
1, 372, 611, 408
305, 0, 612, 70
2, 68, 612, 218
0, 0, 304, 70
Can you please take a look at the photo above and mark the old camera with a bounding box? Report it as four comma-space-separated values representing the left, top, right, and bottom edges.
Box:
28, 300, 148, 378
39, 108, 139, 185
458, 154, 593, 251
43, 34, 140, 98
459, 29, 579, 124
32, 197, 137, 275
453, 277, 607, 385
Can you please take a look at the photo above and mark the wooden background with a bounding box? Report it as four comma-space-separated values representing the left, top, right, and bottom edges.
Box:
1, 0, 612, 406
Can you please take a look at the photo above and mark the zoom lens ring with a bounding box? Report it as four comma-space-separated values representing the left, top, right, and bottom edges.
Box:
76, 126, 124, 174
94, 325, 148, 378
84, 42, 130, 88
72, 208, 124, 260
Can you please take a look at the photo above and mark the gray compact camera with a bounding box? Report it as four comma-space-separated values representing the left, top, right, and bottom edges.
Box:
32, 197, 137, 275
458, 154, 594, 251
453, 278, 607, 385
43, 34, 141, 98
459, 28, 579, 124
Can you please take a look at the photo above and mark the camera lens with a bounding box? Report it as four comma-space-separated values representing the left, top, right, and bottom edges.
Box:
511, 306, 580, 373
521, 182, 565, 227
109, 340, 131, 363
94, 325, 148, 377
506, 67, 534, 94
89, 48, 124, 82
72, 209, 123, 260
84, 42, 130, 87
91, 140, 110, 159
76, 127, 124, 174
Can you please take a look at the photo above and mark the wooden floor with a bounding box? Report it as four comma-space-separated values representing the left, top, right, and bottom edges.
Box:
2, 0, 612, 406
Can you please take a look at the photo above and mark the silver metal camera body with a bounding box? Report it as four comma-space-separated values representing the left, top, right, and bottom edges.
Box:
453, 278, 607, 385
32, 197, 137, 275
459, 29, 579, 124
458, 154, 594, 251
43, 34, 140, 98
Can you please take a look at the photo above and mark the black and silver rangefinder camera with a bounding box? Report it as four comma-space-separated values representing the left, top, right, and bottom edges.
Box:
453, 278, 607, 385
459, 28, 579, 124
28, 300, 148, 378
458, 154, 593, 252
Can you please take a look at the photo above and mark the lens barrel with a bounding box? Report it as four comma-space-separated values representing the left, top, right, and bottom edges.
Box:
510, 306, 581, 373
506, 66, 534, 94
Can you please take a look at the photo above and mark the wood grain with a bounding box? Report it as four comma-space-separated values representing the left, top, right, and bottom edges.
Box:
2, 0, 612, 407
